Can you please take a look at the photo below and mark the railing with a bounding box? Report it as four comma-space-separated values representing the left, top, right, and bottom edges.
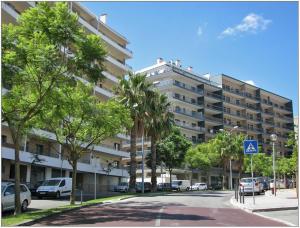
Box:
172, 95, 203, 107
175, 121, 205, 132
205, 103, 223, 112
223, 87, 260, 101
173, 81, 204, 95
173, 109, 204, 120
204, 115, 223, 123
246, 116, 262, 122
262, 111, 274, 116
205, 91, 223, 101
223, 110, 246, 119
247, 127, 263, 133
263, 121, 275, 126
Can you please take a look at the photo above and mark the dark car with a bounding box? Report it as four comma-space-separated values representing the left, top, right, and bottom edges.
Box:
209, 183, 222, 190
262, 181, 270, 191
136, 182, 151, 192
157, 183, 171, 191
28, 181, 43, 196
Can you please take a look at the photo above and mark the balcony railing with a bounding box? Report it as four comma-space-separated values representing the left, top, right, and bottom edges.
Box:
174, 81, 204, 95
173, 109, 204, 120
172, 95, 203, 107
223, 110, 246, 119
223, 87, 260, 101
205, 104, 223, 112
205, 91, 223, 101
247, 127, 263, 133
204, 115, 223, 123
175, 121, 205, 132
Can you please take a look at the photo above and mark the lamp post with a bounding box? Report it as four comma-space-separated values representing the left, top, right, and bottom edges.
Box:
270, 134, 277, 196
219, 126, 238, 190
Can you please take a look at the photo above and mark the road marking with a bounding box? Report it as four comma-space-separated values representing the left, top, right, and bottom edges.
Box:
155, 207, 164, 226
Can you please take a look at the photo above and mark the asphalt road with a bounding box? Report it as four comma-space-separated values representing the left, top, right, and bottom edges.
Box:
29, 190, 287, 226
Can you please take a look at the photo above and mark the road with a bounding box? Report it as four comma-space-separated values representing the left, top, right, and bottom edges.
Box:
29, 190, 287, 226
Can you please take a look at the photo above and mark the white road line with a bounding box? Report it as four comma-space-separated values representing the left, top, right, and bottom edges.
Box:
155, 207, 164, 226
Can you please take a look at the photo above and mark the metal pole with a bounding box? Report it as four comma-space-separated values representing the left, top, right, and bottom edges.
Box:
59, 144, 63, 177
251, 154, 255, 205
94, 154, 97, 200
230, 159, 232, 190
141, 134, 145, 194
273, 142, 276, 196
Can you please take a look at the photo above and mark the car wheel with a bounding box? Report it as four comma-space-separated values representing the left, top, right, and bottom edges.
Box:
56, 191, 60, 199
21, 200, 28, 212
186, 187, 189, 191
38, 196, 43, 199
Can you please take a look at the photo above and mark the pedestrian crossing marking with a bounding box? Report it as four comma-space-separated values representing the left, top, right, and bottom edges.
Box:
246, 143, 257, 153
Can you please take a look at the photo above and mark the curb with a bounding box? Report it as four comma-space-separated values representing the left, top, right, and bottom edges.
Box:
230, 197, 298, 226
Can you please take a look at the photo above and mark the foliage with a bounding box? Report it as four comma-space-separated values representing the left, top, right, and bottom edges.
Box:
36, 81, 132, 204
2, 2, 107, 211
115, 72, 153, 192
185, 142, 219, 172
243, 153, 273, 177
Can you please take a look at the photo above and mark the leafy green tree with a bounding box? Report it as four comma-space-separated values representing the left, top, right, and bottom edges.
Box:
243, 153, 273, 177
37, 81, 132, 204
2, 2, 106, 214
156, 127, 192, 185
115, 72, 152, 192
145, 92, 174, 191
286, 131, 298, 197
185, 142, 219, 185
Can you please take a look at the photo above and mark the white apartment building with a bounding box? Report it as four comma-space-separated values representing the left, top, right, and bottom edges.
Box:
1, 1, 132, 194
133, 58, 294, 187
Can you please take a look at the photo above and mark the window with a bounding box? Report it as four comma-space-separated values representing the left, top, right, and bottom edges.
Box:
59, 180, 65, 187
191, 99, 195, 104
21, 185, 28, 192
114, 143, 120, 150
174, 93, 180, 99
236, 100, 240, 105
182, 96, 185, 101
5, 185, 15, 195
174, 80, 180, 86
236, 111, 240, 116
175, 106, 180, 112
2, 135, 7, 144
36, 144, 44, 154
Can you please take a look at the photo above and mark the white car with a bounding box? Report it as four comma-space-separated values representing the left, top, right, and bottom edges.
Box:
36, 177, 72, 199
1, 182, 31, 212
172, 180, 190, 191
114, 182, 129, 192
240, 178, 263, 194
190, 183, 208, 191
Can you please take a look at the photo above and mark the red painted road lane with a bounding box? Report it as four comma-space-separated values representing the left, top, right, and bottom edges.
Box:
30, 204, 287, 226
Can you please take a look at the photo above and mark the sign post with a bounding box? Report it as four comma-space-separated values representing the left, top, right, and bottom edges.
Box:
244, 140, 258, 205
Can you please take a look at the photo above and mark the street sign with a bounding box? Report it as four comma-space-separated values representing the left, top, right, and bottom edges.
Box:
243, 140, 258, 154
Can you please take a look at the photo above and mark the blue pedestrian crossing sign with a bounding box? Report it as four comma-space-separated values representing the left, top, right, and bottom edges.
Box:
243, 140, 258, 154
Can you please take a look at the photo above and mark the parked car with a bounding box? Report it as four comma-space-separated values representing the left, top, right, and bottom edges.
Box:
190, 183, 208, 191
114, 182, 129, 192
2, 182, 31, 212
239, 178, 263, 195
28, 181, 44, 196
209, 183, 222, 190
171, 180, 190, 191
157, 183, 171, 191
136, 182, 151, 192
36, 177, 72, 199
270, 179, 286, 189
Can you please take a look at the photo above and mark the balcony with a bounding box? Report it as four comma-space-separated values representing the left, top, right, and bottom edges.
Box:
173, 109, 204, 121
77, 16, 133, 58
205, 104, 223, 112
223, 110, 246, 119
262, 111, 274, 116
171, 95, 203, 108
173, 81, 204, 95
205, 91, 223, 101
263, 121, 275, 127
175, 121, 205, 132
204, 115, 223, 124
102, 71, 119, 83
223, 87, 260, 101
247, 127, 263, 134
106, 55, 132, 72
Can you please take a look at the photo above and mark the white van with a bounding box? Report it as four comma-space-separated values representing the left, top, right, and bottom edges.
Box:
172, 180, 190, 191
36, 177, 72, 199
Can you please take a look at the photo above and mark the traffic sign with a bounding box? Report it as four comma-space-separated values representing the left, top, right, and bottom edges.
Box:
243, 140, 258, 154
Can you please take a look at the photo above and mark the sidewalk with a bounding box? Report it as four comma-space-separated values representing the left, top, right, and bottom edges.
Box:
231, 188, 298, 212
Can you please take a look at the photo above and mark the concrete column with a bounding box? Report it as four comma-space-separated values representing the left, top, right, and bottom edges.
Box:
45, 167, 52, 179
26, 165, 31, 183
3, 160, 11, 180
208, 175, 211, 186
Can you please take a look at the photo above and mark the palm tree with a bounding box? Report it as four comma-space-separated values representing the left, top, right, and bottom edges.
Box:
145, 91, 174, 192
115, 72, 152, 192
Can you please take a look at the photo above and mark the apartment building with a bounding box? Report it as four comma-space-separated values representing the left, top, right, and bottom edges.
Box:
1, 1, 132, 194
134, 58, 294, 186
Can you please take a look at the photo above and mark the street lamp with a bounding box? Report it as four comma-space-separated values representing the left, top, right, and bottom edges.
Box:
270, 134, 278, 196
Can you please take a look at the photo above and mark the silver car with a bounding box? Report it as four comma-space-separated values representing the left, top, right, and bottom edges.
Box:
1, 182, 31, 212
239, 178, 263, 195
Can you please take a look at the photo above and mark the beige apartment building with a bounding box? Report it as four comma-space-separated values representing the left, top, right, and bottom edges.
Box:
132, 58, 294, 187
1, 1, 132, 194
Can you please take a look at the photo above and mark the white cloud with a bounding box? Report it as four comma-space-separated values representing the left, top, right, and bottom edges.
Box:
244, 80, 256, 86
219, 13, 271, 39
197, 26, 203, 36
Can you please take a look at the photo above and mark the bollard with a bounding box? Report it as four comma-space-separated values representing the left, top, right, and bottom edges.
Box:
242, 186, 245, 204
239, 187, 242, 203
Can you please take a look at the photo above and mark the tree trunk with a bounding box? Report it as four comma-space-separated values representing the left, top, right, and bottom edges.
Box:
151, 136, 157, 192
169, 169, 172, 190
70, 161, 77, 205
129, 117, 138, 192
14, 139, 22, 215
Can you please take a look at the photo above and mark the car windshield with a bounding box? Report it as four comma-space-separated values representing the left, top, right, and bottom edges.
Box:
241, 178, 255, 183
41, 180, 61, 186
172, 181, 182, 185
1, 185, 7, 193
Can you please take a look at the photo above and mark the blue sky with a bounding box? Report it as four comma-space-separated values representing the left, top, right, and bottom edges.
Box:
81, 1, 298, 115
